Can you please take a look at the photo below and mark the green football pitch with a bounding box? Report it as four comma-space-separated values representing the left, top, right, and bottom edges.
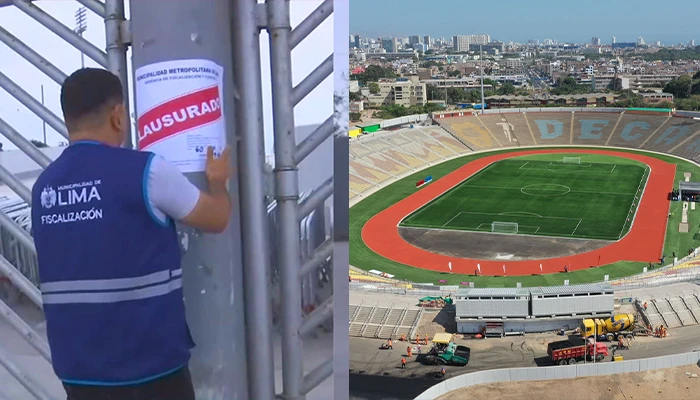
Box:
400, 156, 649, 241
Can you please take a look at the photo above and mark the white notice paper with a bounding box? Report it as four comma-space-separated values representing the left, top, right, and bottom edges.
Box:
135, 59, 226, 173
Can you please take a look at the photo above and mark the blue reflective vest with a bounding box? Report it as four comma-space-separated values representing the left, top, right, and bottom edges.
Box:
31, 141, 194, 385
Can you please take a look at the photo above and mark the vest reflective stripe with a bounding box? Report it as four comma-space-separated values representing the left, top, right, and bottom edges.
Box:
42, 276, 182, 305
40, 268, 182, 293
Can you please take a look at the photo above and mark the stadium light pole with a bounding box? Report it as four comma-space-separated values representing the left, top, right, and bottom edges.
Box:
40, 84, 46, 145
74, 7, 87, 69
479, 44, 485, 114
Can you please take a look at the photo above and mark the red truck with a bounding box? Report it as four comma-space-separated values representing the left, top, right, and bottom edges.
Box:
547, 337, 609, 365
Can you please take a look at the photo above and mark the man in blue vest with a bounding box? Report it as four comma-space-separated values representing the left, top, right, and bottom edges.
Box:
31, 68, 232, 400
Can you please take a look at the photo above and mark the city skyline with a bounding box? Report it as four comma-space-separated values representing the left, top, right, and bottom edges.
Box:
350, 0, 700, 45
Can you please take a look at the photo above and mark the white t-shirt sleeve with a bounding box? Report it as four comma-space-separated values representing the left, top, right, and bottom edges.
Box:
145, 155, 201, 224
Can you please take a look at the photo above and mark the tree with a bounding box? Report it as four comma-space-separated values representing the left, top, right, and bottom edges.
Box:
349, 112, 361, 122
352, 65, 396, 84
664, 75, 692, 99
693, 71, 700, 80
368, 82, 380, 94
349, 91, 362, 101
448, 70, 461, 77
31, 139, 47, 148
497, 83, 516, 95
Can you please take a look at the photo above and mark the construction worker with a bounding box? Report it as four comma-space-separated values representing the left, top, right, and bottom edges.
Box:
407, 346, 413, 357
424, 334, 429, 344
643, 301, 648, 310
387, 339, 393, 349
401, 357, 406, 369
400, 334, 406, 342
440, 367, 446, 378
618, 336, 625, 349
415, 334, 420, 344
31, 69, 234, 400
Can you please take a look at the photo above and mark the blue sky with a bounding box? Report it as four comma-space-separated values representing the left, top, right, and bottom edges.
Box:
0, 0, 334, 154
350, 0, 700, 45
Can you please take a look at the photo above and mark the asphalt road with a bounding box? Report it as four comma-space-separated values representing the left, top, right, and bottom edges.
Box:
349, 324, 700, 400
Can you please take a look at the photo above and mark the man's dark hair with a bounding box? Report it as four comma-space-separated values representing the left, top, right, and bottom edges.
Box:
60, 68, 124, 132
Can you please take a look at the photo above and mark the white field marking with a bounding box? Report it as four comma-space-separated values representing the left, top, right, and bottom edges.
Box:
442, 212, 464, 227
610, 164, 616, 173
475, 223, 541, 233
462, 184, 635, 197
399, 224, 615, 241
458, 210, 581, 221
617, 166, 650, 239
499, 211, 543, 217
519, 161, 530, 170
570, 219, 583, 236
547, 161, 593, 168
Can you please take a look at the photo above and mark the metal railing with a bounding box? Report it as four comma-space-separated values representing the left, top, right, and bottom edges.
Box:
0, 0, 335, 398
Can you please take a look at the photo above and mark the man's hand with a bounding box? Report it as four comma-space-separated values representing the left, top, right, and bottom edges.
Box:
205, 146, 232, 193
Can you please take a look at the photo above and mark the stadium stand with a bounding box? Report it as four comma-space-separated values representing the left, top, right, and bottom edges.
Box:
349, 110, 700, 200
348, 304, 423, 340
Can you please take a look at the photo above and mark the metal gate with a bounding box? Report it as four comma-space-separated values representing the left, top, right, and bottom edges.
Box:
0, 0, 335, 399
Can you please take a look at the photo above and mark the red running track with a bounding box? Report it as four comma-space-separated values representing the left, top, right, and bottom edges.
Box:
361, 149, 676, 276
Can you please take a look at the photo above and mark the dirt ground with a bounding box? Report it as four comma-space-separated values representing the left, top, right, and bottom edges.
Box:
437, 364, 700, 400
398, 227, 610, 261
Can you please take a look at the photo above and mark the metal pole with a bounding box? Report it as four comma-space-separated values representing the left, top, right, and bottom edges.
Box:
0, 345, 56, 400
230, 0, 275, 398
12, 0, 108, 67
41, 85, 47, 144
129, 1, 248, 398
267, 1, 304, 398
480, 44, 485, 114
0, 117, 53, 168
289, 0, 333, 50
0, 298, 51, 361
104, 0, 132, 148
0, 26, 68, 85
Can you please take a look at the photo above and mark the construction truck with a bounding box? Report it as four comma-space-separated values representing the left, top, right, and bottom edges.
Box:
548, 337, 609, 365
424, 334, 469, 366
581, 314, 642, 341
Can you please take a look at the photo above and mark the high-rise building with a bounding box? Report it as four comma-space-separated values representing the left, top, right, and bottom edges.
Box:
409, 35, 421, 45
423, 35, 431, 48
692, 39, 696, 47
611, 36, 616, 44
591, 37, 600, 46
452, 34, 491, 51
452, 35, 470, 52
381, 37, 399, 52
637, 36, 645, 45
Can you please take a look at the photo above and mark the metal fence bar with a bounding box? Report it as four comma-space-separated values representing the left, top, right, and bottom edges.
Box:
0, 345, 56, 400
267, 1, 304, 398
0, 71, 68, 139
294, 116, 333, 164
0, 117, 53, 168
0, 254, 42, 307
289, 0, 332, 50
298, 176, 333, 220
299, 238, 332, 277
0, 212, 34, 252
104, 0, 132, 148
12, 0, 109, 67
0, 26, 67, 85
0, 299, 50, 361
76, 0, 106, 18
299, 295, 332, 337
291, 54, 333, 106
230, 0, 276, 398
301, 358, 333, 396
0, 163, 32, 204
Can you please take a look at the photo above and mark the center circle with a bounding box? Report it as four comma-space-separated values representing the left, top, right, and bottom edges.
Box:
520, 183, 571, 197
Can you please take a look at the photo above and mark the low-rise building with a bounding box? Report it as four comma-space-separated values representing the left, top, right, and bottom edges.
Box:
366, 77, 427, 107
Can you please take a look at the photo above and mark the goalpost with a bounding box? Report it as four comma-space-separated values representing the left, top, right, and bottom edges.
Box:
491, 221, 519, 234
562, 157, 581, 164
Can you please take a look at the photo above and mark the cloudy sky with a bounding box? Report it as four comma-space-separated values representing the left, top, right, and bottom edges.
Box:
0, 0, 335, 154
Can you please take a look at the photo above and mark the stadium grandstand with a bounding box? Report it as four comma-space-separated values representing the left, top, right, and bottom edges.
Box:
350, 107, 700, 202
